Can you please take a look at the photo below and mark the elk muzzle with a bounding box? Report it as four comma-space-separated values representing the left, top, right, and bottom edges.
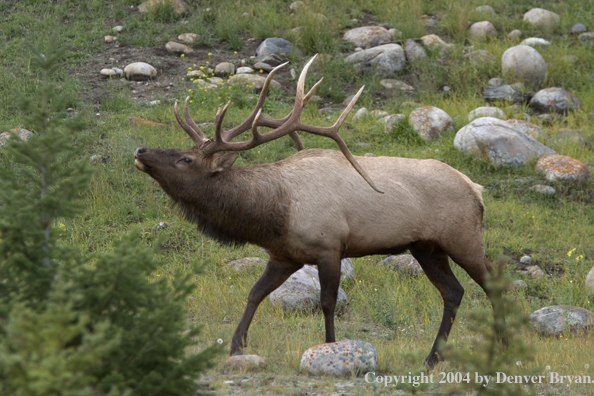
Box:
134, 148, 150, 172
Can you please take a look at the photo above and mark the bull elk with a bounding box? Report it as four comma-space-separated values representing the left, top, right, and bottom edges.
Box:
134, 55, 499, 368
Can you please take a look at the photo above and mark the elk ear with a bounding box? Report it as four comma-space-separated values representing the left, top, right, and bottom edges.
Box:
209, 152, 239, 173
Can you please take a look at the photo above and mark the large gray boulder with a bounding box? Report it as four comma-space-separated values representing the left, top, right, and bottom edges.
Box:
345, 44, 406, 76
343, 26, 392, 49
269, 264, 349, 313
501, 45, 547, 88
530, 306, 594, 336
300, 340, 377, 376
529, 88, 582, 114
408, 106, 454, 141
454, 117, 556, 167
255, 37, 298, 66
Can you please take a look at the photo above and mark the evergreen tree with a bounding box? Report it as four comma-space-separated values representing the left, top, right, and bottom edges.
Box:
0, 42, 220, 396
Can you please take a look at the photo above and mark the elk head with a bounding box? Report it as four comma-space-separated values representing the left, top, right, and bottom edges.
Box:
134, 55, 382, 193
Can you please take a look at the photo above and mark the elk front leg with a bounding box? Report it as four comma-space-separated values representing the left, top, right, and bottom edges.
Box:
230, 257, 302, 355
317, 256, 342, 343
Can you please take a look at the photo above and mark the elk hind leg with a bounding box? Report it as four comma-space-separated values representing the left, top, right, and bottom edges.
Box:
410, 242, 464, 368
230, 257, 302, 355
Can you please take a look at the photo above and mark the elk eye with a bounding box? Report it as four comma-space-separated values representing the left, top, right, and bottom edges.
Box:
183, 158, 192, 164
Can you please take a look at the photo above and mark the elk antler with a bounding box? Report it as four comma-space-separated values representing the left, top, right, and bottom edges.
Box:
174, 97, 208, 145
178, 55, 383, 193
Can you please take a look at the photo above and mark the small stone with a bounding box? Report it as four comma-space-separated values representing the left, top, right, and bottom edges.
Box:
224, 355, 266, 373
420, 34, 450, 50
89, 155, 104, 165
507, 29, 522, 40
138, 0, 188, 15
570, 24, 587, 34
100, 68, 119, 77
523, 8, 560, 29
343, 26, 392, 49
289, 1, 304, 11
409, 106, 454, 141
529, 184, 555, 195
0, 128, 33, 146
149, 100, 161, 106
501, 45, 547, 89
380, 79, 414, 93
520, 255, 533, 264
236, 66, 253, 74
384, 114, 406, 135
227, 74, 281, 92
510, 280, 528, 290
521, 37, 551, 47
226, 257, 267, 272
155, 221, 170, 229
475, 5, 496, 15
530, 306, 594, 336
104, 35, 116, 43
214, 62, 235, 77
124, 62, 157, 81
578, 32, 594, 46
468, 106, 505, 121
300, 340, 377, 376
165, 41, 193, 55
352, 108, 369, 122
253, 62, 273, 72
468, 21, 498, 40
404, 39, 426, 63
187, 70, 205, 78
535, 155, 591, 184
177, 33, 199, 44
381, 254, 423, 276
370, 110, 388, 118
488, 78, 505, 86
112, 25, 124, 33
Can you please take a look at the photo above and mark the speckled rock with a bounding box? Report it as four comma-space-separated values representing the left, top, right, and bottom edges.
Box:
464, 49, 496, 64
586, 267, 594, 295
345, 44, 406, 77
224, 355, 267, 373
380, 254, 423, 276
165, 41, 193, 55
214, 62, 235, 76
0, 128, 33, 146
521, 37, 551, 47
529, 88, 582, 114
300, 340, 377, 376
226, 257, 267, 272
404, 39, 426, 63
454, 117, 556, 167
255, 37, 298, 66
384, 114, 406, 135
529, 184, 555, 195
380, 79, 414, 93
469, 21, 498, 40
535, 155, 591, 184
124, 62, 157, 81
269, 265, 349, 313
138, 0, 188, 15
578, 32, 594, 46
408, 106, 454, 141
506, 119, 544, 139
501, 45, 547, 88
177, 33, 199, 44
420, 34, 450, 50
523, 8, 560, 29
530, 306, 594, 336
343, 26, 392, 49
227, 74, 281, 92
468, 106, 505, 121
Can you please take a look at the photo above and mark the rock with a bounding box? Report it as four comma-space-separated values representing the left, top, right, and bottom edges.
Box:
556, 130, 586, 145
586, 267, 594, 295
380, 79, 414, 94
520, 255, 533, 264
521, 265, 545, 279
507, 29, 522, 40
488, 78, 505, 87
112, 25, 123, 33
352, 108, 369, 121
408, 106, 454, 142
483, 85, 523, 103
227, 74, 281, 92
187, 70, 205, 78
468, 106, 505, 121
100, 68, 119, 77
529, 88, 582, 114
530, 184, 555, 195
236, 66, 253, 74
300, 340, 376, 376
475, 5, 496, 15
193, 79, 218, 90
523, 8, 560, 29
343, 26, 392, 49
570, 24, 587, 34
578, 32, 594, 45
224, 355, 266, 373
469, 21, 498, 40
340, 258, 355, 281
464, 49, 496, 64
530, 306, 594, 336
388, 28, 402, 40
420, 34, 450, 50
370, 110, 389, 118
104, 35, 116, 43
404, 39, 426, 63
535, 155, 591, 184
510, 280, 528, 290
454, 117, 556, 167
177, 33, 199, 44
506, 120, 544, 139
289, 1, 304, 11
384, 114, 406, 135
520, 37, 551, 47
255, 37, 298, 66
165, 41, 193, 55
381, 254, 423, 276
154, 221, 170, 229
227, 257, 267, 271
269, 265, 349, 313
0, 128, 33, 146
138, 0, 188, 15
124, 62, 157, 81
214, 62, 235, 76
254, 62, 273, 72
501, 45, 547, 89
345, 44, 406, 77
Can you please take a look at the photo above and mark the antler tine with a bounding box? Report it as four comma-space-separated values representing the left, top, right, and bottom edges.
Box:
174, 98, 206, 145
294, 54, 318, 113
214, 101, 232, 144
183, 96, 207, 141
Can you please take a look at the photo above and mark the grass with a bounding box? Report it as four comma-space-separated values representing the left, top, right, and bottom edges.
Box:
2, 0, 594, 394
